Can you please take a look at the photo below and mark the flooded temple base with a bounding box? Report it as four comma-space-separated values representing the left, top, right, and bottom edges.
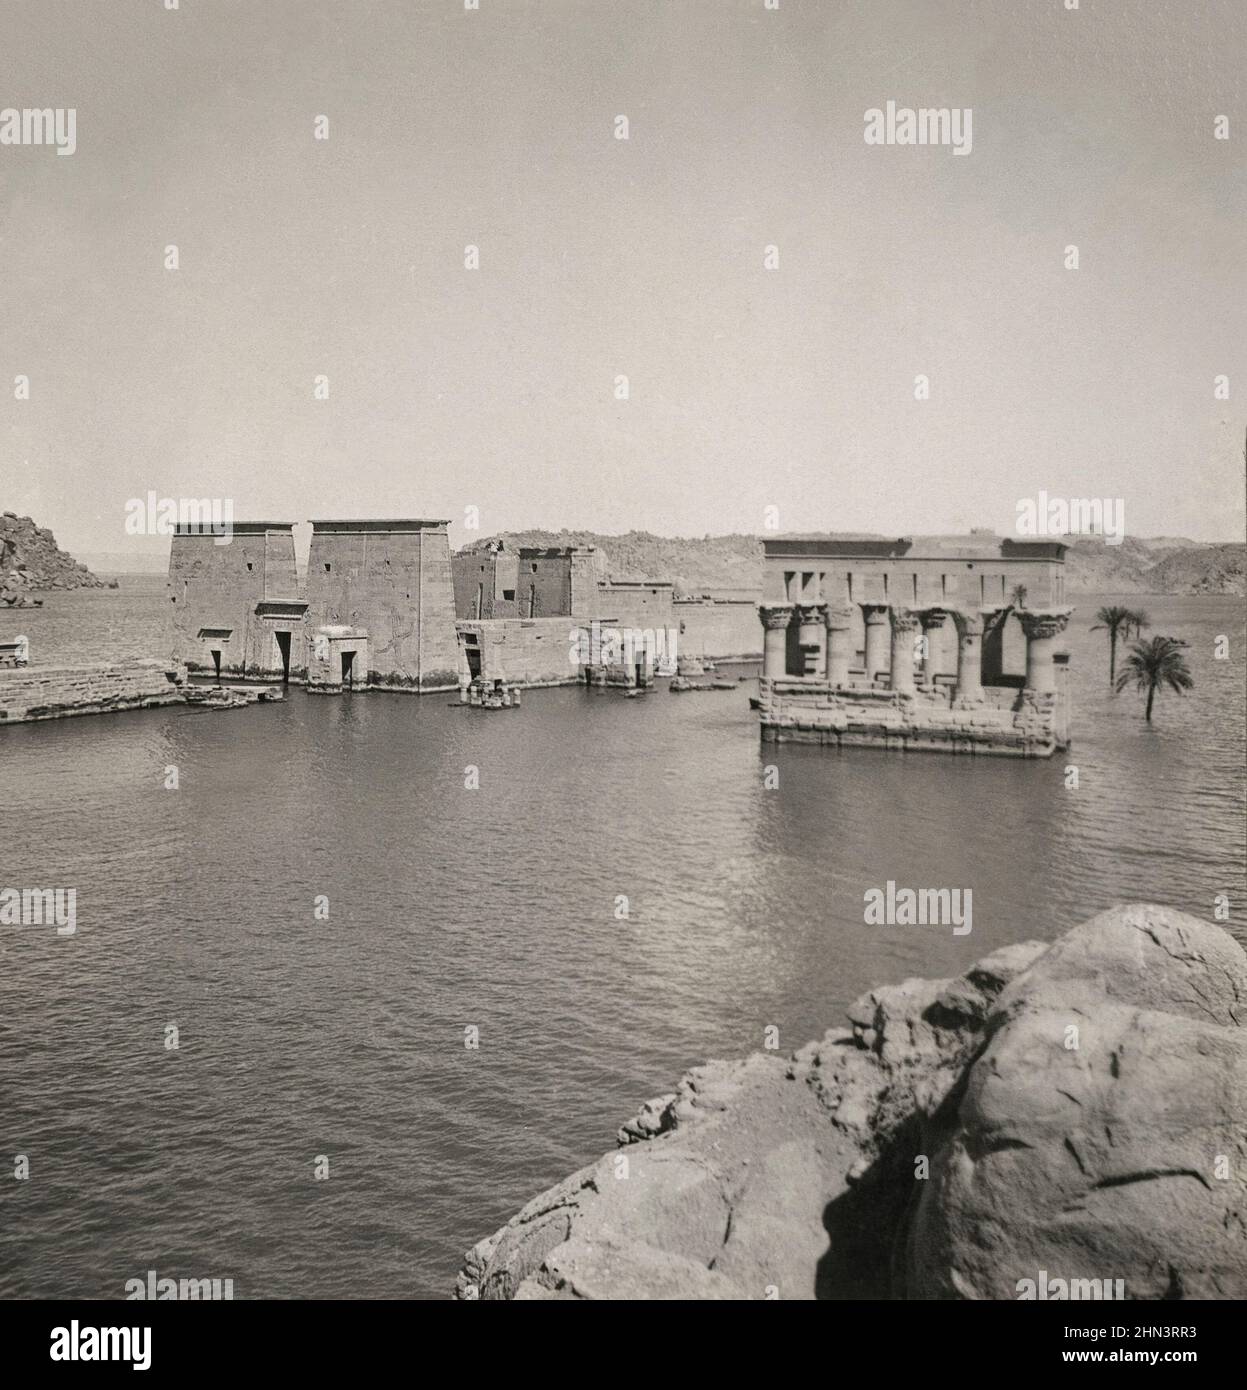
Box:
756, 535, 1073, 757
0, 659, 185, 724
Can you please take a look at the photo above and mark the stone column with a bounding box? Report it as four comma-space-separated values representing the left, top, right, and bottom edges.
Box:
919, 609, 949, 687
888, 608, 920, 693
862, 604, 891, 682
796, 602, 827, 678
1019, 609, 1071, 694
825, 605, 855, 689
950, 609, 985, 704
759, 603, 795, 680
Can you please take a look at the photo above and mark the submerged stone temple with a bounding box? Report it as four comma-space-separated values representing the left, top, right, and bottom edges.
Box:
452, 541, 681, 690
167, 518, 460, 693
167, 521, 304, 681
451, 539, 762, 690
757, 535, 1073, 756
305, 519, 460, 691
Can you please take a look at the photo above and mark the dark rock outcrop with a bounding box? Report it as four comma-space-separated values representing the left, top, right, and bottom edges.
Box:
1, 512, 105, 603
457, 905, 1245, 1300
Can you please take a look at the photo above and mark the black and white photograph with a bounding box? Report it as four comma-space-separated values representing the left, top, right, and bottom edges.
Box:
1, 0, 1245, 1358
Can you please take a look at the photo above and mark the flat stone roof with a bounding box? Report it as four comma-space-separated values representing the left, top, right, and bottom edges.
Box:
310, 519, 450, 532
763, 535, 1066, 561
174, 521, 294, 534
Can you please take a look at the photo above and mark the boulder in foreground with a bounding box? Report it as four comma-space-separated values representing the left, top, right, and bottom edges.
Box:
457, 904, 1246, 1300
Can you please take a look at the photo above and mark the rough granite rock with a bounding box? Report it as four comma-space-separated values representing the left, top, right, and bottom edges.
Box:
456, 905, 1246, 1300
902, 904, 1247, 1300
1, 512, 104, 600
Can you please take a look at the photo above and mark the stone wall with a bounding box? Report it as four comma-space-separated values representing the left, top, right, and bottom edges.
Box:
454, 548, 519, 620
593, 580, 675, 629
168, 524, 298, 677
456, 617, 579, 687
306, 521, 459, 690
0, 661, 185, 724
675, 598, 762, 662
764, 538, 1068, 609
758, 681, 1067, 758
306, 627, 370, 693
456, 616, 657, 688
519, 550, 575, 618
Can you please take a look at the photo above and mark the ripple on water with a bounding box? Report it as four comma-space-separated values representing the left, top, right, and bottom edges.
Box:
2, 589, 1243, 1296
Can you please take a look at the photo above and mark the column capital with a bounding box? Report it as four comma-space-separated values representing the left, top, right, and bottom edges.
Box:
759, 603, 796, 631
1018, 607, 1074, 640
919, 607, 951, 629
861, 602, 890, 621
795, 601, 828, 624
824, 603, 855, 628
888, 606, 921, 633
948, 607, 986, 638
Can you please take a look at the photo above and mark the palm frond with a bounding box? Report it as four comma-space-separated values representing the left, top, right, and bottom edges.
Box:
1115, 635, 1195, 714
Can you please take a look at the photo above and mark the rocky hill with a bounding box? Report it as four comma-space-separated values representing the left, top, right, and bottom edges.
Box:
464, 530, 1246, 597
1061, 535, 1246, 595
1142, 542, 1247, 595
457, 904, 1246, 1300
1, 513, 107, 606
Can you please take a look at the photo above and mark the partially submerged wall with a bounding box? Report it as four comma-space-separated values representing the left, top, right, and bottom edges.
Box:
0, 660, 184, 724
456, 617, 577, 687
675, 598, 762, 662
306, 626, 370, 693
167, 523, 300, 678
758, 680, 1069, 758
456, 616, 658, 688
306, 520, 459, 690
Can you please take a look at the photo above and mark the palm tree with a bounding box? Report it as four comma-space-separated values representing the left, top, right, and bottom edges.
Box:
1092, 605, 1146, 687
1115, 636, 1194, 722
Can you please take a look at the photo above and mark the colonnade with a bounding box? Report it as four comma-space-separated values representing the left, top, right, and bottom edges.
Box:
758, 601, 1070, 702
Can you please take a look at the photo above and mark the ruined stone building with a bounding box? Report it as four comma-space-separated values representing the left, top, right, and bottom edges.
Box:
167, 522, 306, 682
452, 542, 605, 621
305, 520, 459, 691
451, 542, 677, 689
167, 518, 459, 694
756, 535, 1073, 756
451, 540, 761, 687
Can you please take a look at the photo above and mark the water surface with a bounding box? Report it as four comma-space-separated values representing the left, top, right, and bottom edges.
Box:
2, 581, 1243, 1297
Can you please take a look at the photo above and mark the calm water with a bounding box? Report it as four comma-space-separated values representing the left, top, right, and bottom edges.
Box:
2, 580, 1244, 1298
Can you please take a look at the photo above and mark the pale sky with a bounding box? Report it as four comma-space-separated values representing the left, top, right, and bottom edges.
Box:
2, 0, 1244, 558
